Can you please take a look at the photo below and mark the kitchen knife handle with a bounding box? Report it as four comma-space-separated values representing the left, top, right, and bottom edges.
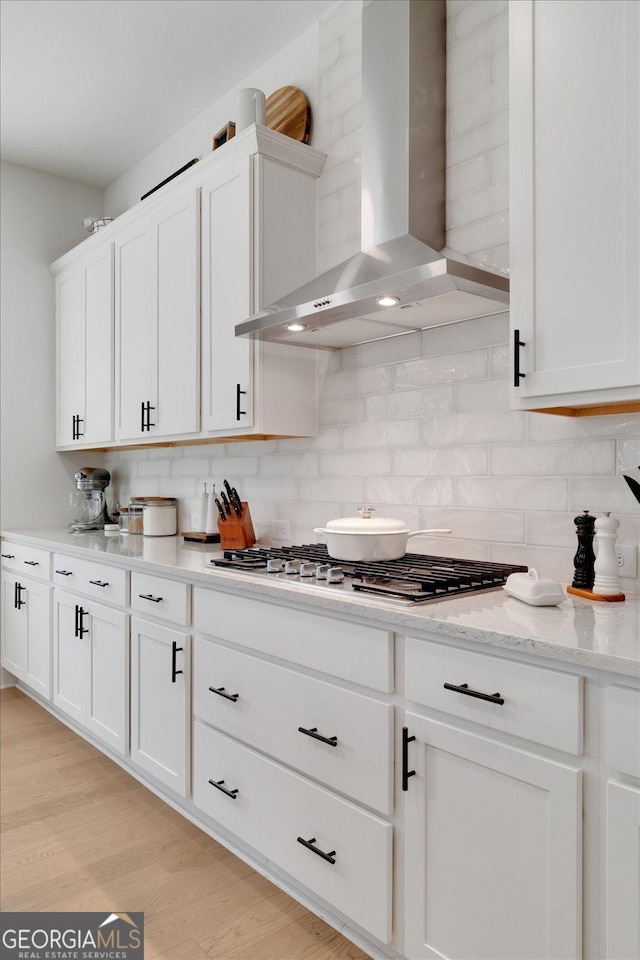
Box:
214, 498, 226, 522
220, 491, 232, 516
444, 681, 505, 705
513, 329, 526, 388
236, 383, 246, 421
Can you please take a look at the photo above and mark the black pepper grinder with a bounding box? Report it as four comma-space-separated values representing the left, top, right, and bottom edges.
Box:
572, 510, 596, 590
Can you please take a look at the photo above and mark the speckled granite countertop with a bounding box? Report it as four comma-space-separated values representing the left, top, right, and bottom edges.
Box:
3, 528, 639, 678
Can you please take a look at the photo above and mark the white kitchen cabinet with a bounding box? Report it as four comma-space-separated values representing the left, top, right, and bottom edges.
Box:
130, 617, 190, 796
1, 571, 51, 699
114, 188, 199, 441
54, 243, 113, 447
606, 780, 640, 960
510, 0, 640, 414
52, 590, 129, 754
201, 135, 322, 437
403, 712, 582, 960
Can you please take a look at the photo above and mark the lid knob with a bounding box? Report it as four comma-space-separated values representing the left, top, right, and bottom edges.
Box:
358, 506, 375, 519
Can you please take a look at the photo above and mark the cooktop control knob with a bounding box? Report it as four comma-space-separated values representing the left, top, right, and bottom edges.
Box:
266, 558, 284, 573
327, 567, 344, 583
299, 562, 316, 577
315, 564, 331, 580
285, 559, 301, 575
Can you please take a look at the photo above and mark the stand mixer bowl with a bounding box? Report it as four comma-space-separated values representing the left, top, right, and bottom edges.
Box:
68, 467, 112, 531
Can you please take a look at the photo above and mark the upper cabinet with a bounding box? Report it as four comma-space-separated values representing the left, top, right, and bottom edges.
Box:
510, 0, 640, 415
51, 126, 324, 451
55, 243, 113, 446
114, 188, 200, 442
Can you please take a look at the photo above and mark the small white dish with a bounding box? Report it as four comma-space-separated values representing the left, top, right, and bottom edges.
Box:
503, 568, 565, 606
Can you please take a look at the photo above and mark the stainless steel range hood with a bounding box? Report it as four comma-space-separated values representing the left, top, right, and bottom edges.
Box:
236, 0, 509, 349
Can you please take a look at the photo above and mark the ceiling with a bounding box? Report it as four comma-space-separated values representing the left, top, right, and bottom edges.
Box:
0, 0, 335, 188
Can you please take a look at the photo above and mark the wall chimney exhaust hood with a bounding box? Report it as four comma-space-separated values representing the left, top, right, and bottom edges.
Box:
235, 0, 509, 349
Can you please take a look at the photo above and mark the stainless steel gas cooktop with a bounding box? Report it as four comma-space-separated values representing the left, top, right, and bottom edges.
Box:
208, 544, 528, 604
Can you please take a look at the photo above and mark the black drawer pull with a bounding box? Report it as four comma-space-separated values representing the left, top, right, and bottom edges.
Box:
297, 837, 336, 864
55, 570, 73, 576
402, 726, 416, 792
1, 553, 15, 559
24, 560, 39, 566
298, 726, 338, 747
209, 686, 239, 702
139, 593, 163, 603
208, 778, 238, 800
75, 605, 89, 638
444, 682, 505, 705
89, 580, 109, 588
171, 640, 183, 683
14, 582, 25, 610
236, 383, 247, 421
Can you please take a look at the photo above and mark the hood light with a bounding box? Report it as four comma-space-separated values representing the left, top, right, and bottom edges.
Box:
286, 322, 308, 332
375, 295, 401, 307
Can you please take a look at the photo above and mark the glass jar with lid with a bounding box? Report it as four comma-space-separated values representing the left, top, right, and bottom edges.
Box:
127, 503, 144, 535
142, 497, 177, 537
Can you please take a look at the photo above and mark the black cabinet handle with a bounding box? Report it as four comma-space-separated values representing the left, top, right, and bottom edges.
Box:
209, 686, 239, 702
208, 778, 238, 800
402, 726, 416, 792
138, 593, 163, 603
14, 582, 25, 610
76, 416, 84, 438
296, 837, 336, 864
171, 640, 183, 683
444, 682, 505, 705
513, 329, 526, 388
146, 402, 155, 429
72, 415, 77, 440
24, 560, 39, 566
236, 383, 247, 421
89, 580, 109, 588
75, 605, 88, 638
55, 570, 73, 576
140, 401, 146, 432
298, 726, 338, 747
1, 553, 15, 559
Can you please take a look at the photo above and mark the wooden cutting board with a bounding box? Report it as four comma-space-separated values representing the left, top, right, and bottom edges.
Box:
266, 86, 311, 144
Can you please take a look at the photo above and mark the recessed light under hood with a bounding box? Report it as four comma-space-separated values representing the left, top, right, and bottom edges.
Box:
235, 0, 509, 350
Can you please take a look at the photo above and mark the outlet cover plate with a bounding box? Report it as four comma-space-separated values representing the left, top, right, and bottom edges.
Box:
615, 544, 638, 578
271, 519, 291, 541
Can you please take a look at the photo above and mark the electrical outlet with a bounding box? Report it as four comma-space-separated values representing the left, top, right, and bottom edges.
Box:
615, 544, 638, 578
271, 519, 291, 541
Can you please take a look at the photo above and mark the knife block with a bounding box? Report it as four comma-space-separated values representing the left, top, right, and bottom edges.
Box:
217, 502, 256, 550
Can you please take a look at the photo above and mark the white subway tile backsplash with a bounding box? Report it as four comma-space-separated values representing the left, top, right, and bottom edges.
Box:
259, 453, 319, 478
321, 365, 394, 399
423, 411, 526, 445
366, 476, 454, 507
342, 419, 421, 450
421, 313, 509, 356
319, 51, 362, 101
447, 211, 509, 257
342, 102, 362, 135
451, 179, 509, 228
320, 449, 392, 477
422, 506, 526, 542
318, 236, 361, 273
446, 57, 491, 105
243, 476, 297, 502
393, 349, 488, 388
365, 385, 453, 421
341, 332, 422, 370
570, 478, 640, 515
490, 441, 615, 477
616, 438, 640, 474
455, 477, 568, 510
171, 458, 212, 477
447, 112, 509, 168
319, 193, 342, 225
298, 476, 366, 503
453, 0, 508, 40
319, 37, 342, 74
453, 79, 508, 137
138, 459, 171, 478
487, 543, 575, 584
318, 396, 366, 426
455, 377, 509, 413
393, 445, 487, 476
489, 343, 509, 378
447, 11, 508, 74
490, 43, 509, 83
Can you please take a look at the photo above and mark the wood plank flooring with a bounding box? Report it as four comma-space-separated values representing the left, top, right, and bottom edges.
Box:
0, 688, 369, 960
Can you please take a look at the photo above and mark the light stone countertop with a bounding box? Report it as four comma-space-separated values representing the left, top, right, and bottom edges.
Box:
3, 528, 639, 679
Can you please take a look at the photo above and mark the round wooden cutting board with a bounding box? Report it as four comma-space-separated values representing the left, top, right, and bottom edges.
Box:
266, 86, 311, 144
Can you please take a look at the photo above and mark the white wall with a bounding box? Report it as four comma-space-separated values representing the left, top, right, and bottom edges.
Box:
103, 0, 640, 592
0, 161, 105, 529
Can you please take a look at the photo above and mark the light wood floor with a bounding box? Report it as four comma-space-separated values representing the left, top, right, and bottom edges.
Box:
0, 688, 369, 960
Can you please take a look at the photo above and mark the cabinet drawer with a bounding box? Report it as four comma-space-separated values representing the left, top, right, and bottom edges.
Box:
605, 684, 640, 778
193, 637, 393, 814
1, 542, 51, 581
193, 587, 393, 692
193, 720, 393, 943
53, 554, 128, 607
405, 636, 583, 755
131, 572, 190, 625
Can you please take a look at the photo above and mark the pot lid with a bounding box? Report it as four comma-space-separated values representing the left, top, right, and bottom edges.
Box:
324, 507, 409, 535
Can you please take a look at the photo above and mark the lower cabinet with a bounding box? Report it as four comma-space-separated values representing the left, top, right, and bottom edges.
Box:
130, 617, 190, 797
53, 590, 129, 754
1, 571, 51, 699
606, 780, 640, 959
192, 719, 393, 944
403, 712, 582, 960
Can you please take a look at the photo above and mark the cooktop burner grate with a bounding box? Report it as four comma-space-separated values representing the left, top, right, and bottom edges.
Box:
208, 544, 528, 604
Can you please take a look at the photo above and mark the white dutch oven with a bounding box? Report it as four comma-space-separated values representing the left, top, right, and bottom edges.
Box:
314, 507, 451, 562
